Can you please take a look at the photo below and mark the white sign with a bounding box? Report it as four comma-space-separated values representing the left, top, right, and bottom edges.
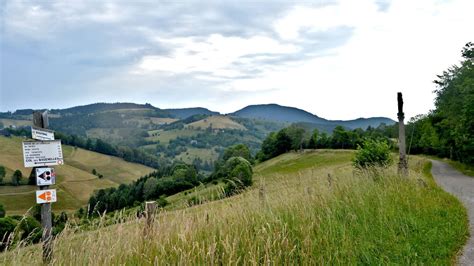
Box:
36, 167, 56, 186
36, 189, 57, 204
31, 126, 55, 141
22, 141, 64, 168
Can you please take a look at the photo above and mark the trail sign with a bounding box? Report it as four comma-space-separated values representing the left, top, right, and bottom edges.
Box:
31, 126, 55, 141
36, 189, 57, 204
36, 167, 56, 186
22, 141, 64, 168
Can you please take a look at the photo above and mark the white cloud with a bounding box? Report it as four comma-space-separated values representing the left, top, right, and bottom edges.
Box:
132, 34, 300, 79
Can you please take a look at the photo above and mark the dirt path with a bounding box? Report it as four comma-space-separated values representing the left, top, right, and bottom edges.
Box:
431, 160, 474, 265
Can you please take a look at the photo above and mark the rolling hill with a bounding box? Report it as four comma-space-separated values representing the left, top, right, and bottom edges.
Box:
0, 136, 154, 215
232, 104, 328, 124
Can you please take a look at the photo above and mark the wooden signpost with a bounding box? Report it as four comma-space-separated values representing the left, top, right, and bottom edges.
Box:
397, 92, 408, 176
23, 111, 62, 263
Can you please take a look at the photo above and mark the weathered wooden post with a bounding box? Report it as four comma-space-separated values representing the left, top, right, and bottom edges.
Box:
31, 111, 57, 263
397, 93, 408, 176
144, 201, 157, 232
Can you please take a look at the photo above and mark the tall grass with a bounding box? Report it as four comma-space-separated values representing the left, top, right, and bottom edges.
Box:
1, 152, 468, 265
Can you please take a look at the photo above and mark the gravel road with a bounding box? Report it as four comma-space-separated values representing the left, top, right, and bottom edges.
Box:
431, 160, 474, 265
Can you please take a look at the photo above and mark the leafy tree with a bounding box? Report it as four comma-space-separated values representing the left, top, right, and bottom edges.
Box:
143, 177, 158, 200
275, 129, 292, 155
0, 204, 5, 218
285, 125, 307, 151
223, 144, 253, 163
11, 170, 22, 186
256, 132, 277, 161
223, 157, 253, 195
353, 139, 393, 169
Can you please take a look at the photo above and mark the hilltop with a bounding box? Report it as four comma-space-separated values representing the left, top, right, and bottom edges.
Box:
232, 103, 395, 129
0, 136, 154, 215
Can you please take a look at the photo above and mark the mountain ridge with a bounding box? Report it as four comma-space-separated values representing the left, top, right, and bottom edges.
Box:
3, 102, 395, 129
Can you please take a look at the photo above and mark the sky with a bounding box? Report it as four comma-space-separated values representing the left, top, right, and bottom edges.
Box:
1, 0, 473, 120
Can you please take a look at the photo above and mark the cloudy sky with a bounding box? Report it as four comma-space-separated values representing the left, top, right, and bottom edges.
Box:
1, 0, 473, 120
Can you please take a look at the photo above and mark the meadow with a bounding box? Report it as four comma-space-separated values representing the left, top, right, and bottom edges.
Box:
1, 150, 468, 264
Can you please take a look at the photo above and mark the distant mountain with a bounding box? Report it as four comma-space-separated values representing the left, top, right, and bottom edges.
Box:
165, 107, 220, 119
231, 103, 395, 130
232, 104, 328, 124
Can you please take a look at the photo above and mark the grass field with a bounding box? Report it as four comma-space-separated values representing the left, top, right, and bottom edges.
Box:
0, 136, 154, 215
1, 150, 468, 264
186, 115, 246, 130
146, 128, 199, 144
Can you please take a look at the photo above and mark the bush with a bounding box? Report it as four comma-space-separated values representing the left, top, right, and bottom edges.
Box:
353, 139, 393, 169
0, 217, 17, 250
222, 157, 253, 195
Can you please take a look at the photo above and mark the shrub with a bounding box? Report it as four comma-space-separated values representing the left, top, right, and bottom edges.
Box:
0, 217, 17, 250
224, 157, 253, 187
353, 139, 393, 169
222, 156, 253, 195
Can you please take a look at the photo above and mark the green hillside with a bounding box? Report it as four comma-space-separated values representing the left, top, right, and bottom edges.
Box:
0, 136, 154, 215
2, 150, 467, 264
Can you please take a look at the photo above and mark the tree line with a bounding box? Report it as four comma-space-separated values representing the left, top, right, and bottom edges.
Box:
398, 43, 473, 164
256, 124, 392, 162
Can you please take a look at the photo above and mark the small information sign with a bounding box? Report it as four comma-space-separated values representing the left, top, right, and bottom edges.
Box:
31, 126, 55, 141
22, 141, 64, 168
36, 167, 56, 186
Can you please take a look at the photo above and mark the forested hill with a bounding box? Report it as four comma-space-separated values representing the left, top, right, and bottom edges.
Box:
232, 104, 328, 124
232, 104, 395, 129
49, 103, 167, 116
165, 107, 219, 119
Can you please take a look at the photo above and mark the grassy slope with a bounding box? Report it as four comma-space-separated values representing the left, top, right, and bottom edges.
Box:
0, 136, 154, 215
186, 115, 246, 130
1, 150, 468, 264
146, 128, 199, 144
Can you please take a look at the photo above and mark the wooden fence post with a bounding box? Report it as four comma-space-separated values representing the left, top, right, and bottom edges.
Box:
144, 201, 157, 233
397, 93, 408, 176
